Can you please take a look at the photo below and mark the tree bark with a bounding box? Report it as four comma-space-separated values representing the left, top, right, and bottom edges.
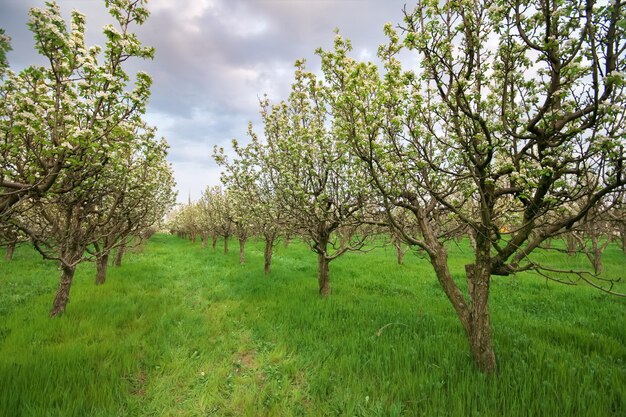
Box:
467, 229, 477, 250
425, 216, 496, 373
211, 234, 218, 251
50, 264, 76, 317
201, 233, 208, 248
589, 235, 604, 274
317, 252, 331, 296
465, 262, 497, 374
135, 238, 144, 254
96, 253, 109, 285
592, 250, 603, 274
223, 236, 229, 254
114, 243, 125, 267
566, 233, 577, 256
264, 236, 274, 274
5, 241, 15, 261
393, 239, 404, 265
239, 238, 246, 265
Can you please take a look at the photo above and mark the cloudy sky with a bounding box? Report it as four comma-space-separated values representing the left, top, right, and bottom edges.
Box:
1, 0, 410, 203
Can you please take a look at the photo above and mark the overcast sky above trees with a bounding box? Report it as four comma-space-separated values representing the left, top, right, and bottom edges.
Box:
0, 0, 409, 203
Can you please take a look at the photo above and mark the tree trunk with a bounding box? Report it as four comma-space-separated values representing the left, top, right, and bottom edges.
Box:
264, 236, 274, 274
590, 235, 604, 274
566, 233, 577, 256
465, 262, 496, 374
592, 250, 603, 274
393, 239, 404, 265
114, 243, 125, 267
96, 253, 109, 285
416, 212, 496, 373
418, 211, 496, 373
224, 236, 229, 254
467, 230, 477, 250
5, 241, 15, 261
239, 238, 246, 265
135, 238, 144, 254
50, 264, 76, 317
201, 233, 208, 248
211, 234, 218, 251
317, 252, 331, 296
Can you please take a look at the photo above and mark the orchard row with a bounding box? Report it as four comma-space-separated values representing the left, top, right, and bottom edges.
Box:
171, 0, 626, 374
0, 1, 176, 316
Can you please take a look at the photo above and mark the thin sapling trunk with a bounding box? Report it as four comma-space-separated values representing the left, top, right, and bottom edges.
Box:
264, 235, 274, 274
239, 238, 246, 264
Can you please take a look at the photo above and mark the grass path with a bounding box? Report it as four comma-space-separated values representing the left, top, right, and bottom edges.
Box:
0, 234, 625, 416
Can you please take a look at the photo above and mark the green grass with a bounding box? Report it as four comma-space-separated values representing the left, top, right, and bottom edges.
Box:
0, 234, 625, 417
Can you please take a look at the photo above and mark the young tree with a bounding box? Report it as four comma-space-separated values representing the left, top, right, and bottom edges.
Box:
214, 136, 285, 273
230, 191, 254, 265
200, 186, 232, 254
197, 192, 218, 249
181, 201, 202, 243
166, 204, 188, 239
323, 0, 625, 372
570, 201, 619, 274
251, 60, 373, 295
89, 126, 176, 284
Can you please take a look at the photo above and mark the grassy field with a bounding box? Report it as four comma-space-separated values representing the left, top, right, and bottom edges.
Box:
0, 234, 624, 417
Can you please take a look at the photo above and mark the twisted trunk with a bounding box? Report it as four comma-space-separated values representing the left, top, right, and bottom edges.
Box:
50, 264, 76, 317
317, 252, 331, 296
422, 215, 496, 373
465, 262, 496, 373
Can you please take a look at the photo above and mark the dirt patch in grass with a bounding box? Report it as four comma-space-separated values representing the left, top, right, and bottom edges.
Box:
236, 349, 258, 370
